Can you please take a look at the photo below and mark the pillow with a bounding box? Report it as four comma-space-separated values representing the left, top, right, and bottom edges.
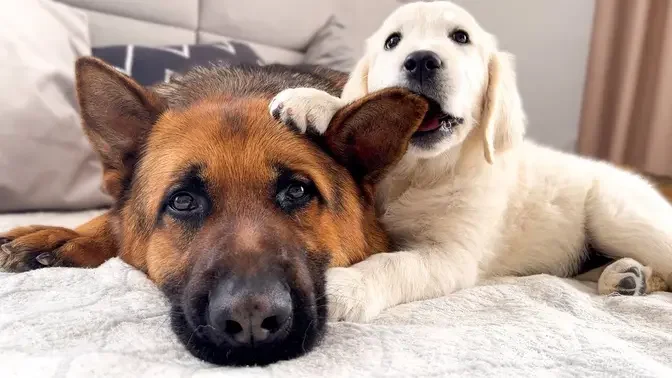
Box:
92, 42, 263, 86
303, 16, 355, 72
0, 0, 110, 212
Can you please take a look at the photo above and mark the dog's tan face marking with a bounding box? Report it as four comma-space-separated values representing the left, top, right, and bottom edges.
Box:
118, 98, 378, 285
233, 218, 262, 252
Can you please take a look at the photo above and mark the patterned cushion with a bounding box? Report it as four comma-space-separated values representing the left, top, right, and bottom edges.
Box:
92, 42, 262, 86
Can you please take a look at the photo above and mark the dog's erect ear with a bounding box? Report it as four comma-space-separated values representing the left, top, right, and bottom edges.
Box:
76, 57, 166, 199
324, 88, 428, 193
340, 55, 370, 103
480, 52, 526, 164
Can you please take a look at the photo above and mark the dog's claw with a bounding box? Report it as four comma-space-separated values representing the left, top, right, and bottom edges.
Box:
1, 243, 13, 255
36, 252, 55, 266
271, 101, 282, 121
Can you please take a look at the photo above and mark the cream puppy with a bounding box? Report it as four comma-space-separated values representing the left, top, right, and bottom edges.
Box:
269, 1, 672, 322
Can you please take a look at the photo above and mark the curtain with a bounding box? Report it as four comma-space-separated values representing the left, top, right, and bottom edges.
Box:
578, 0, 672, 177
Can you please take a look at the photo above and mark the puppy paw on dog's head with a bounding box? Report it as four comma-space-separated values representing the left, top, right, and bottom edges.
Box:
269, 87, 345, 135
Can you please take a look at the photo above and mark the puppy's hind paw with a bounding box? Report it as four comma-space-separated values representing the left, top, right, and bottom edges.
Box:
598, 257, 668, 296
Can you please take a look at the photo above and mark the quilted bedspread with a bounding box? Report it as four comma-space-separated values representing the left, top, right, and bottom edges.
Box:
1, 211, 672, 377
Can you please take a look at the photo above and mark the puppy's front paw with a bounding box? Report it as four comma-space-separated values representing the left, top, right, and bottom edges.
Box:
0, 226, 85, 272
598, 257, 668, 296
269, 88, 343, 134
326, 267, 383, 323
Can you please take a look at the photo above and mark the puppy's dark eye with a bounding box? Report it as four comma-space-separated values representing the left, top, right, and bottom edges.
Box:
384, 32, 402, 50
276, 179, 315, 213
169, 192, 199, 213
450, 30, 470, 44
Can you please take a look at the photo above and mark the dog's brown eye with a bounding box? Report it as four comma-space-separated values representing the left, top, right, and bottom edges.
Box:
276, 177, 316, 213
162, 170, 211, 225
450, 30, 470, 45
384, 32, 402, 50
170, 192, 197, 212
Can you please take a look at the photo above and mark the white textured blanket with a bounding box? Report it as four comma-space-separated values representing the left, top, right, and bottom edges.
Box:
1, 212, 672, 377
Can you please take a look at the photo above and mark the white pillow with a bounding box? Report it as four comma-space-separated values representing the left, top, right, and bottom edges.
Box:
0, 0, 111, 212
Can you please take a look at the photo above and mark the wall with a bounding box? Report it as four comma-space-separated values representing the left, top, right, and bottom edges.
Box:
339, 0, 596, 152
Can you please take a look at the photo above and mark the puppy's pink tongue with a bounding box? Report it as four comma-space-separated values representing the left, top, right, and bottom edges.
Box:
418, 117, 440, 132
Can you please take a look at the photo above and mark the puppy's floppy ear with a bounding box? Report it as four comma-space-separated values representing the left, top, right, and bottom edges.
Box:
75, 57, 166, 199
340, 55, 370, 103
324, 88, 428, 196
480, 52, 526, 164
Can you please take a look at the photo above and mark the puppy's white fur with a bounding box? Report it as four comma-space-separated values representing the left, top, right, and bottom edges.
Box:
270, 1, 672, 322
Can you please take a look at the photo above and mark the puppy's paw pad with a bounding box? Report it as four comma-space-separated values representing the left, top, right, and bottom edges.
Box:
269, 88, 343, 135
615, 275, 641, 295
598, 258, 648, 296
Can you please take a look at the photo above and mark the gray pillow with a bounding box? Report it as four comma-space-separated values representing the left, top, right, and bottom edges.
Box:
303, 16, 355, 72
0, 0, 110, 212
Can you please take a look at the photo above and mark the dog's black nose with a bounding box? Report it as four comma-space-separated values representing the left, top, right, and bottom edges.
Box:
404, 50, 442, 82
207, 275, 292, 345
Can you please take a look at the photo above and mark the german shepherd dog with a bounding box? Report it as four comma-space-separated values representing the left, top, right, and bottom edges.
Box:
0, 58, 430, 366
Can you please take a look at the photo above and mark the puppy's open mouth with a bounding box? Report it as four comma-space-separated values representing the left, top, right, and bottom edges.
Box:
415, 98, 464, 136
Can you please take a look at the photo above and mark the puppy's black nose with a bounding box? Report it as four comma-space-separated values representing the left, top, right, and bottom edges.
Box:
404, 50, 442, 82
207, 275, 292, 346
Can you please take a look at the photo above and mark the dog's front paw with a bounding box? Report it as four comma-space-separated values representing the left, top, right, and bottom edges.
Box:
269, 88, 344, 134
326, 267, 383, 323
0, 226, 85, 272
598, 257, 668, 296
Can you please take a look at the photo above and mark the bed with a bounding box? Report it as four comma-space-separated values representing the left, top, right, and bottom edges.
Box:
2, 210, 672, 377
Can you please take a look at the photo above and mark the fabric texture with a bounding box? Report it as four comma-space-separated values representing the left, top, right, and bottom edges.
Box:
578, 0, 672, 177
197, 33, 306, 66
0, 0, 110, 212
92, 43, 263, 87
303, 16, 355, 72
2, 211, 672, 377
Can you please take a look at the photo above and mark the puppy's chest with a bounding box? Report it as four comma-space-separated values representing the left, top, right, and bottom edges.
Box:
379, 184, 469, 245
